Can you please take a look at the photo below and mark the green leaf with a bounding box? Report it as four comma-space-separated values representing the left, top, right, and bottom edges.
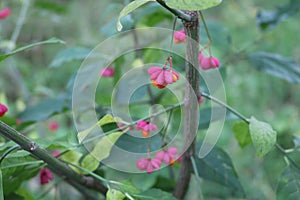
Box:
1, 164, 40, 195
15, 187, 35, 200
18, 98, 69, 122
0, 169, 3, 200
78, 114, 121, 142
249, 117, 277, 157
50, 47, 91, 68
0, 38, 64, 62
277, 164, 300, 200
233, 122, 252, 148
117, 0, 156, 31
81, 132, 123, 172
34, 0, 67, 14
165, 0, 222, 11
135, 188, 176, 200
257, 0, 300, 31
194, 145, 245, 197
106, 189, 126, 200
248, 52, 300, 84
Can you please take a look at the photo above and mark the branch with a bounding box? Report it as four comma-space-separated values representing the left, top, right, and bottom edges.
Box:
173, 11, 200, 199
0, 120, 107, 195
156, 0, 195, 22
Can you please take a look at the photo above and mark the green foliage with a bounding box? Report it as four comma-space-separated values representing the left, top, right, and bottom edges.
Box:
233, 121, 252, 148
248, 52, 300, 84
194, 145, 245, 197
277, 164, 300, 200
165, 0, 222, 11
34, 0, 68, 14
249, 117, 277, 157
18, 98, 69, 122
50, 47, 91, 68
257, 0, 300, 30
0, 38, 64, 62
117, 0, 156, 31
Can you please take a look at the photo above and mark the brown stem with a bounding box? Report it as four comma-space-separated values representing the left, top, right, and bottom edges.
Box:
173, 11, 200, 199
0, 120, 107, 195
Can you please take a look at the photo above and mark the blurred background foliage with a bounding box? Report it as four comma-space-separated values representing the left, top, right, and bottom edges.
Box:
0, 0, 300, 199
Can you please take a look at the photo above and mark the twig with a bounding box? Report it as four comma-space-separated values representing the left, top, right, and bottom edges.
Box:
0, 120, 107, 195
201, 92, 249, 123
156, 0, 195, 22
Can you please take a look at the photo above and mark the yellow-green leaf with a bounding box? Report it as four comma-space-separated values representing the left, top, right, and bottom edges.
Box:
60, 150, 83, 173
78, 114, 122, 142
117, 0, 156, 31
233, 122, 252, 148
80, 132, 123, 173
106, 189, 126, 200
249, 117, 277, 157
165, 0, 222, 11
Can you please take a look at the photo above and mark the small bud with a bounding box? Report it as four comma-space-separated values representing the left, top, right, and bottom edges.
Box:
0, 103, 8, 117
0, 8, 11, 20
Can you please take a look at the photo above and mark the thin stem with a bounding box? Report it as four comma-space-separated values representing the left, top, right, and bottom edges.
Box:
169, 16, 178, 55
199, 11, 212, 56
132, 28, 156, 105
275, 143, 300, 169
190, 156, 204, 200
156, 0, 195, 22
9, 0, 30, 48
201, 92, 250, 123
0, 145, 21, 164
161, 109, 173, 144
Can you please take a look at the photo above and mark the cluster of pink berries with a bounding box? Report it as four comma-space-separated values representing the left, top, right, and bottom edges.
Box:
173, 29, 220, 70
136, 147, 179, 174
0, 8, 10, 20
148, 66, 180, 89
136, 120, 157, 137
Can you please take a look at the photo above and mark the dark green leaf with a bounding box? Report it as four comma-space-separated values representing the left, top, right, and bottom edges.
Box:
233, 122, 252, 148
257, 0, 300, 31
135, 188, 176, 200
248, 52, 300, 84
277, 164, 300, 200
0, 38, 64, 62
249, 116, 277, 157
34, 0, 67, 14
50, 47, 91, 68
1, 157, 41, 195
194, 145, 245, 197
165, 0, 222, 11
18, 98, 69, 122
